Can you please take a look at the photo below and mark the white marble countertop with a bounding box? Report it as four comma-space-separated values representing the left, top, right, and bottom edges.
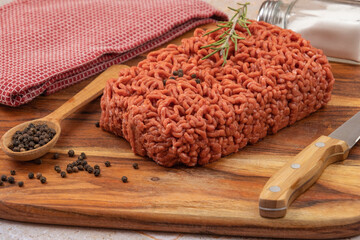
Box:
0, 0, 359, 239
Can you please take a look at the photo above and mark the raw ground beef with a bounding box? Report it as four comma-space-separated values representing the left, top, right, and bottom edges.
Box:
100, 21, 334, 167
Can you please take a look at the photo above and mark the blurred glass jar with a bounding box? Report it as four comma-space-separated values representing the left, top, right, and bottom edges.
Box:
257, 0, 360, 64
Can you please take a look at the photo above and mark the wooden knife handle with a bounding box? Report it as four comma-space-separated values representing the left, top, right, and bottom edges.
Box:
259, 135, 350, 218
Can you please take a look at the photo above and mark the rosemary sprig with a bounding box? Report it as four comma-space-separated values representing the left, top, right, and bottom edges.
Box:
201, 2, 251, 66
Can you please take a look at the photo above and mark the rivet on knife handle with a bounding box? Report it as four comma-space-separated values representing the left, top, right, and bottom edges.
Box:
258, 135, 349, 218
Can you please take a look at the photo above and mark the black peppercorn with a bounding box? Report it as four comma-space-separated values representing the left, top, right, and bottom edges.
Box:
95, 122, 100, 128
77, 155, 83, 161
36, 173, 42, 179
169, 76, 175, 80
94, 164, 100, 170
132, 163, 139, 169
53, 153, 59, 159
80, 152, 87, 159
34, 158, 42, 165
121, 176, 128, 183
0, 181, 3, 186
105, 161, 111, 167
40, 176, 46, 184
87, 167, 94, 173
10, 170, 16, 175
1, 175, 7, 182
54, 165, 60, 170
66, 167, 73, 173
84, 164, 90, 171
60, 171, 66, 178
77, 165, 84, 171
28, 172, 34, 179
94, 169, 100, 177
173, 70, 178, 76
8, 176, 15, 184
163, 79, 167, 86
68, 149, 75, 157
195, 78, 201, 84
82, 160, 88, 166
18, 181, 24, 187
178, 69, 183, 77
191, 73, 197, 78
73, 166, 79, 173
55, 166, 61, 173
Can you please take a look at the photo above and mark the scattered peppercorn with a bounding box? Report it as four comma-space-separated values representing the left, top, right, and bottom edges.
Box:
72, 166, 79, 173
80, 152, 87, 159
191, 73, 197, 78
178, 69, 184, 77
87, 167, 94, 173
132, 163, 139, 169
10, 170, 16, 175
169, 76, 175, 80
60, 171, 66, 178
33, 158, 42, 165
94, 164, 100, 170
78, 165, 84, 171
84, 164, 90, 171
66, 167, 73, 173
36, 172, 42, 179
18, 181, 24, 187
78, 155, 83, 161
40, 176, 46, 184
105, 161, 111, 167
94, 169, 100, 177
95, 122, 100, 128
0, 181, 3, 186
195, 78, 201, 84
162, 79, 166, 86
54, 165, 60, 170
55, 166, 61, 173
9, 123, 56, 152
1, 175, 6, 181
53, 153, 59, 159
28, 172, 34, 179
68, 149, 75, 157
121, 176, 128, 183
8, 176, 15, 184
82, 160, 88, 166
173, 70, 178, 76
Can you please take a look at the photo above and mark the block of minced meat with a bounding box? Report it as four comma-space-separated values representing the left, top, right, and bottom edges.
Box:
100, 21, 334, 167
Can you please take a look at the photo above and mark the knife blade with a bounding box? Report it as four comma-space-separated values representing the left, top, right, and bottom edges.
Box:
259, 111, 360, 218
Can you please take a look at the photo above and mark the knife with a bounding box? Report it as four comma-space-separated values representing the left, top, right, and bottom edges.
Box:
259, 111, 360, 218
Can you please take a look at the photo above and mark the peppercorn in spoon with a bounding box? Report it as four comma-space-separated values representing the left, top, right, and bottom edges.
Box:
0, 64, 129, 161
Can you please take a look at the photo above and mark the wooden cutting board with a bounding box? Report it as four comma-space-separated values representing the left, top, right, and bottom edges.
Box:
0, 24, 359, 239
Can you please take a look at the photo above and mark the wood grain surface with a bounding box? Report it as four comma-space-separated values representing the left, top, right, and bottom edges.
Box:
0, 24, 359, 239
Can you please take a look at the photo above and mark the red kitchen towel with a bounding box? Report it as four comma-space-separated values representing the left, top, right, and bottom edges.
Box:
0, 0, 227, 107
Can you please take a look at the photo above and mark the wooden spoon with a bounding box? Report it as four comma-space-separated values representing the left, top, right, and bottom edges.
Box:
0, 64, 129, 161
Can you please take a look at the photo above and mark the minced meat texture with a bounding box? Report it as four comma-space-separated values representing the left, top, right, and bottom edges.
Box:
100, 21, 334, 167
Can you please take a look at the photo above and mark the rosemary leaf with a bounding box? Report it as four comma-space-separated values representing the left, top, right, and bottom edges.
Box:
201, 49, 221, 60
200, 38, 226, 49
203, 27, 222, 36
231, 36, 238, 52
219, 29, 230, 38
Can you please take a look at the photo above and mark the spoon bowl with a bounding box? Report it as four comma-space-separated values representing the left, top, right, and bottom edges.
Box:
0, 119, 61, 161
0, 64, 128, 161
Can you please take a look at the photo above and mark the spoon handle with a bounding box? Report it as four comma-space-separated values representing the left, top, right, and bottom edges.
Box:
45, 64, 129, 122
